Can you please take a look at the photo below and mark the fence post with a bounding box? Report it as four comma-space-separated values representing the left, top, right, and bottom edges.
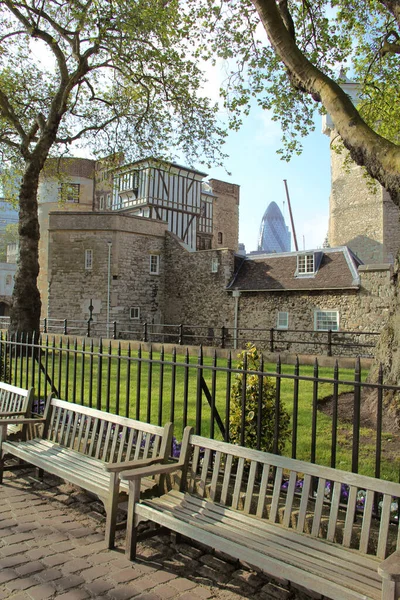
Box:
43, 318, 47, 334
143, 322, 148, 343
113, 321, 117, 339
87, 319, 91, 337
273, 355, 281, 455
195, 346, 203, 435
327, 329, 332, 356
63, 319, 67, 335
221, 326, 225, 349
352, 357, 361, 474
269, 328, 274, 353
178, 324, 183, 345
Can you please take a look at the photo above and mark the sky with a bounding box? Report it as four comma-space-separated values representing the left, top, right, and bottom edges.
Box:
206, 106, 331, 254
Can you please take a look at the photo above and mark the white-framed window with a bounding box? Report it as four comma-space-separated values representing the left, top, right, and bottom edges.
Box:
314, 310, 339, 331
60, 182, 80, 203
130, 306, 140, 320
99, 195, 105, 210
106, 193, 111, 209
277, 311, 289, 329
149, 254, 160, 275
85, 249, 93, 271
211, 257, 219, 273
297, 253, 315, 274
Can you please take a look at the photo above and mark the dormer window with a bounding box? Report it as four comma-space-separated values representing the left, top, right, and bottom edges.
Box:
297, 253, 315, 275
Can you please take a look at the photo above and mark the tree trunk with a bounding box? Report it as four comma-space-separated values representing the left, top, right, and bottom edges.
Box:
9, 161, 42, 338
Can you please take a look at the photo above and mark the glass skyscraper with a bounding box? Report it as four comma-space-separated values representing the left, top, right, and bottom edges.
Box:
257, 201, 291, 253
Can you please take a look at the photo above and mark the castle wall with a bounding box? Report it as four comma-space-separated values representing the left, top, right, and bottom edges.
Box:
209, 179, 239, 251
47, 213, 168, 333
233, 266, 393, 354
163, 233, 235, 330
328, 132, 400, 265
38, 161, 95, 318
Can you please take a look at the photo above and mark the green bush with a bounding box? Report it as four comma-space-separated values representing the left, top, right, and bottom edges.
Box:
229, 344, 291, 454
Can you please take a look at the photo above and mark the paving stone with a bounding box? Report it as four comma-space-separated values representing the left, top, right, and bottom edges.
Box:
43, 552, 74, 567
107, 584, 142, 599
111, 567, 144, 584
196, 565, 230, 584
55, 574, 86, 592
0, 554, 31, 568
84, 578, 116, 596
26, 582, 57, 600
15, 561, 45, 576
1, 541, 30, 556
200, 554, 235, 573
57, 589, 91, 600
169, 578, 197, 592
0, 568, 19, 584
6, 576, 37, 591
63, 557, 92, 573
152, 584, 177, 598
37, 567, 64, 582
260, 583, 293, 600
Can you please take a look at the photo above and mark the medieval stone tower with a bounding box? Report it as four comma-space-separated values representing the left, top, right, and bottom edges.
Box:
323, 81, 400, 264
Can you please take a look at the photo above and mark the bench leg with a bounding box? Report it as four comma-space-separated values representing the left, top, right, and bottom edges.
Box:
125, 478, 141, 561
381, 578, 396, 600
105, 472, 120, 549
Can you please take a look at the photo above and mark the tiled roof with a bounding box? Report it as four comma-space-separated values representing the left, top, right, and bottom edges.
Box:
228, 248, 361, 292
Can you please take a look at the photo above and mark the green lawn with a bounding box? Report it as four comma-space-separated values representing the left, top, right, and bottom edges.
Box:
7, 344, 398, 481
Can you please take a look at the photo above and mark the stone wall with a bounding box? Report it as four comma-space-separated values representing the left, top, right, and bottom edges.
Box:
328, 132, 400, 264
234, 266, 394, 355
47, 212, 168, 334
163, 233, 235, 334
209, 179, 239, 251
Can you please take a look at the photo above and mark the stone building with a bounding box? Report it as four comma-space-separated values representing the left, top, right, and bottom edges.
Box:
38, 150, 396, 348
323, 79, 400, 265
39, 156, 239, 331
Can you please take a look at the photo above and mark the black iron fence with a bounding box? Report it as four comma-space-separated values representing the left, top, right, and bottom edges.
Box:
0, 317, 380, 357
0, 332, 398, 483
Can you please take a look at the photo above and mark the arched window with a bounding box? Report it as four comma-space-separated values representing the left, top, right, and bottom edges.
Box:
217, 232, 223, 244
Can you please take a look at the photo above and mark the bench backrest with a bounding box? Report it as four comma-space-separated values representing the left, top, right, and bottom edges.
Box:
180, 431, 400, 561
43, 398, 172, 464
0, 382, 33, 416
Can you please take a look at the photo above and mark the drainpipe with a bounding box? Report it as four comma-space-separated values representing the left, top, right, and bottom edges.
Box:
107, 241, 112, 339
232, 290, 241, 350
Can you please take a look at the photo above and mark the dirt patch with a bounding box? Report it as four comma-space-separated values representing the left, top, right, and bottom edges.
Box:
318, 391, 400, 468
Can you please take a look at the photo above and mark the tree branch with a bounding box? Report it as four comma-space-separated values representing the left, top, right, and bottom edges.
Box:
251, 0, 400, 203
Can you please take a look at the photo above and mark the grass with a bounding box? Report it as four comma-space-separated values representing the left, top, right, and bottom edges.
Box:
8, 344, 399, 481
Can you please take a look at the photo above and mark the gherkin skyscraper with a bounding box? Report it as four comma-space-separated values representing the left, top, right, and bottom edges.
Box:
257, 201, 291, 253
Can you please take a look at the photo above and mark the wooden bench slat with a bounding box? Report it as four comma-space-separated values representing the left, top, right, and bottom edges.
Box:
220, 452, 233, 506
327, 480, 342, 542
166, 496, 382, 592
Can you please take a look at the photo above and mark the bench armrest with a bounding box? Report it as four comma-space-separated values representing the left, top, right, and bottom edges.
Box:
378, 550, 400, 581
104, 456, 165, 473
119, 460, 184, 481
0, 411, 26, 416
0, 417, 46, 425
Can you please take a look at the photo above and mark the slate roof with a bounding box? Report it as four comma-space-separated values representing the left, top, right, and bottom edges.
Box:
228, 247, 362, 292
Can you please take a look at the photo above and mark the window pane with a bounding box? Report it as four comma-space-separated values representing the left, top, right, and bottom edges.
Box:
315, 311, 339, 331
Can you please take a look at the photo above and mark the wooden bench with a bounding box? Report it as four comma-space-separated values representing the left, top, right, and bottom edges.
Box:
0, 382, 34, 438
120, 428, 400, 600
0, 396, 173, 549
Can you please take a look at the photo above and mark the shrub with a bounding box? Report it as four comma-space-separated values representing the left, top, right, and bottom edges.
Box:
229, 344, 291, 454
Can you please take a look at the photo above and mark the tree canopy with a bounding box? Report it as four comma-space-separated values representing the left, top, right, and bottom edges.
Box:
0, 0, 226, 335
189, 0, 400, 203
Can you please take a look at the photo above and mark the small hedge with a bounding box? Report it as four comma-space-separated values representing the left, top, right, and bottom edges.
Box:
229, 344, 291, 454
